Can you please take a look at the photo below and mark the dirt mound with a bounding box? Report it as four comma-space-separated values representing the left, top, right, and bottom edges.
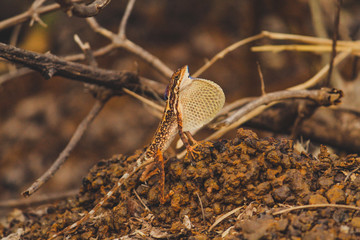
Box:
2, 129, 360, 239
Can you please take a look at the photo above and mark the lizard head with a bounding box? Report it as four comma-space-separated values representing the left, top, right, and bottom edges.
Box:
165, 65, 193, 100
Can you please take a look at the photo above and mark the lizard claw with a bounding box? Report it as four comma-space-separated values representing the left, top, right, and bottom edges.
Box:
185, 144, 201, 159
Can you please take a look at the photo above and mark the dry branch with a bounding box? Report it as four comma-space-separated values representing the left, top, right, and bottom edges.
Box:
221, 88, 342, 126
55, 0, 111, 17
0, 42, 140, 91
273, 203, 360, 215
247, 101, 360, 153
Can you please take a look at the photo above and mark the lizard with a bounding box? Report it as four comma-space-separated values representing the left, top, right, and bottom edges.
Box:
49, 65, 225, 239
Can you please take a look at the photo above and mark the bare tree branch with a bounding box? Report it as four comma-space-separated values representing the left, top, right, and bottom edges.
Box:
29, 0, 48, 27
0, 42, 140, 91
222, 88, 342, 126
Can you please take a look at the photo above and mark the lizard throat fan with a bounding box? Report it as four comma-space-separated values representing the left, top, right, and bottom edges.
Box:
173, 65, 226, 133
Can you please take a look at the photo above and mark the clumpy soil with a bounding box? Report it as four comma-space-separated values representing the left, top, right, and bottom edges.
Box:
1, 129, 360, 239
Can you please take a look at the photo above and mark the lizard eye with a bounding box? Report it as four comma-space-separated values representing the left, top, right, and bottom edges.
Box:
164, 85, 169, 100
174, 75, 180, 81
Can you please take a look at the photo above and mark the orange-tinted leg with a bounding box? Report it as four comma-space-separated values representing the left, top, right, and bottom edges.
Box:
139, 150, 168, 204
176, 112, 200, 159
140, 162, 158, 182
185, 131, 199, 146
154, 150, 167, 204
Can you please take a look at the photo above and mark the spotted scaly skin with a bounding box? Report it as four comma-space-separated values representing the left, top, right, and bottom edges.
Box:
49, 65, 225, 239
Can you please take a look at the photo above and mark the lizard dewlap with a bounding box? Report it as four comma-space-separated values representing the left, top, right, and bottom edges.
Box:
180, 78, 225, 132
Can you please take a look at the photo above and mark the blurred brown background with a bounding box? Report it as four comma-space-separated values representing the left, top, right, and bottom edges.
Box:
0, 0, 359, 211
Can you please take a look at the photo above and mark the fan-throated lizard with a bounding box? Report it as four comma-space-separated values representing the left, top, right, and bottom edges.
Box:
49, 65, 225, 239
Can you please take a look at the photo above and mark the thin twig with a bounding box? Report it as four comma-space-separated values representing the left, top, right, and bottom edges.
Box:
193, 33, 264, 77
308, 0, 331, 68
8, 24, 22, 72
29, 0, 48, 27
288, 50, 350, 90
208, 206, 244, 231
208, 88, 342, 140
0, 0, 82, 31
256, 62, 266, 96
216, 96, 254, 118
22, 36, 109, 197
325, 0, 342, 86
344, 166, 360, 182
194, 30, 358, 79
86, 17, 116, 39
121, 39, 173, 78
73, 34, 97, 67
273, 203, 360, 215
261, 31, 356, 47
118, 0, 136, 39
251, 44, 360, 55
133, 189, 151, 212
0, 190, 78, 209
309, 0, 328, 39
9, 24, 21, 47
22, 98, 110, 197
122, 88, 163, 113
196, 192, 206, 225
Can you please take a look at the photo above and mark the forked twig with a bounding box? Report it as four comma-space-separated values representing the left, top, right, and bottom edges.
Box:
0, 0, 83, 31
29, 0, 48, 27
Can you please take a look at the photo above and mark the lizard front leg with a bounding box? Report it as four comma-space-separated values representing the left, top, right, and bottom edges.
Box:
185, 131, 199, 146
176, 110, 200, 159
